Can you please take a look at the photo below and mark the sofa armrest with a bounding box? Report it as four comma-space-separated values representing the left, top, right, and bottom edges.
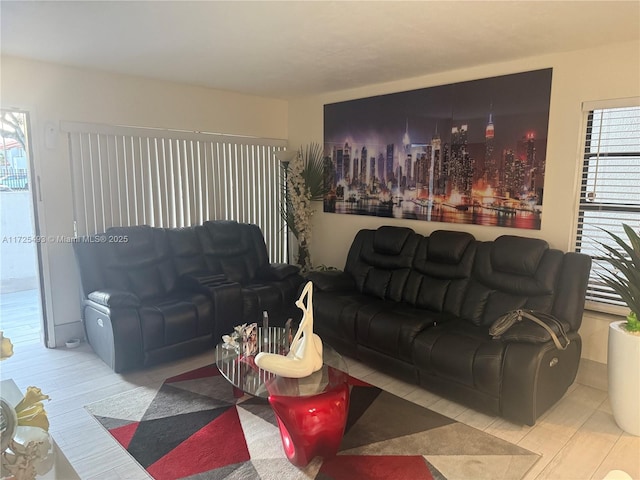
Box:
500, 332, 581, 425
306, 270, 356, 292
87, 289, 141, 308
495, 317, 572, 345
178, 272, 243, 339
256, 263, 300, 281
82, 302, 144, 372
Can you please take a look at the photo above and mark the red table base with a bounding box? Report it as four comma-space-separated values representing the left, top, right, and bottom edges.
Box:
268, 382, 350, 467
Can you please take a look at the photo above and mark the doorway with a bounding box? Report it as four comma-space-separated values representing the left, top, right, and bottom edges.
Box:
0, 110, 46, 347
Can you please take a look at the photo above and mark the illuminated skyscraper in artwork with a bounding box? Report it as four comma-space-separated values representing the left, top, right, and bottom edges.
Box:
484, 111, 498, 189
503, 149, 525, 197
517, 132, 541, 198
450, 124, 473, 196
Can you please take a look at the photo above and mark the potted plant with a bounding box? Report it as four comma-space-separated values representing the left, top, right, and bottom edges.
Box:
598, 223, 640, 436
280, 143, 327, 272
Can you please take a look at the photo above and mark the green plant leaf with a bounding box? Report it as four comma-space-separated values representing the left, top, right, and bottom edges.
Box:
604, 228, 640, 268
299, 142, 329, 201
623, 223, 640, 254
597, 223, 640, 318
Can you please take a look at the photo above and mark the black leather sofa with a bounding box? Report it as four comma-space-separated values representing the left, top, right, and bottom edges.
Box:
73, 220, 303, 372
307, 226, 591, 425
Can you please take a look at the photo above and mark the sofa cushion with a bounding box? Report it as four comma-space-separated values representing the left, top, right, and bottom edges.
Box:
207, 221, 246, 255
197, 221, 273, 284
404, 233, 476, 314
312, 290, 380, 345
241, 284, 282, 320
355, 305, 447, 363
166, 227, 205, 276
307, 270, 356, 292
345, 228, 419, 302
373, 226, 414, 255
428, 230, 475, 264
412, 321, 505, 396
363, 268, 391, 299
139, 292, 212, 351
461, 241, 564, 326
104, 226, 178, 300
491, 235, 548, 276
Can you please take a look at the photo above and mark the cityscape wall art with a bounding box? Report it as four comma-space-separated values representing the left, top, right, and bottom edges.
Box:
322, 68, 553, 229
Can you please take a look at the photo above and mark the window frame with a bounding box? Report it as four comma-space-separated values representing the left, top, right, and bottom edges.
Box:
573, 97, 640, 316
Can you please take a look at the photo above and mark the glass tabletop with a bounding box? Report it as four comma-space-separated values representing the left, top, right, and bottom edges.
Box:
214, 327, 348, 399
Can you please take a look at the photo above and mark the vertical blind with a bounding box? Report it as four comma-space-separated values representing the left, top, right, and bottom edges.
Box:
575, 102, 640, 311
63, 122, 288, 262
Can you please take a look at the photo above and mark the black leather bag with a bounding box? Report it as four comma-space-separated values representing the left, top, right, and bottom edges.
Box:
489, 309, 570, 350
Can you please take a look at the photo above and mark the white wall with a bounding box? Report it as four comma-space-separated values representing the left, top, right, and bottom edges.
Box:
288, 40, 640, 365
0, 56, 288, 346
0, 192, 38, 292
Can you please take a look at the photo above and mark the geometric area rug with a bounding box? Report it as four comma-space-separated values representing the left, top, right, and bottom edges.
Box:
85, 364, 540, 480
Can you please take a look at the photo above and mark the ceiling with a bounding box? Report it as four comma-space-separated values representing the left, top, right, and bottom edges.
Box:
1, 1, 639, 100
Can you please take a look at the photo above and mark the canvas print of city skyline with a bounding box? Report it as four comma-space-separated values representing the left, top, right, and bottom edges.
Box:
323, 68, 552, 229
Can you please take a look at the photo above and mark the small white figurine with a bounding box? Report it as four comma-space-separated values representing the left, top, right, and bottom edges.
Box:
255, 281, 323, 378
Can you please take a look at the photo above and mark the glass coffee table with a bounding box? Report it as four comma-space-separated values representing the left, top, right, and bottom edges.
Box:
214, 327, 350, 466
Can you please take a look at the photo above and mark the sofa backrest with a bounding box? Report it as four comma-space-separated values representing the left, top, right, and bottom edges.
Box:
405, 230, 476, 315
103, 225, 179, 301
344, 226, 420, 301
342, 226, 591, 332
550, 252, 592, 331
196, 220, 270, 284
165, 226, 206, 277
460, 235, 565, 327
74, 220, 278, 301
73, 235, 112, 297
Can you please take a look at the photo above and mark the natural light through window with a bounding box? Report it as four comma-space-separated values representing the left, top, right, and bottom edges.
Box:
575, 102, 640, 312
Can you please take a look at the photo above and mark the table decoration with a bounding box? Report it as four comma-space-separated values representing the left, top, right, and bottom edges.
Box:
255, 281, 323, 378
221, 323, 247, 351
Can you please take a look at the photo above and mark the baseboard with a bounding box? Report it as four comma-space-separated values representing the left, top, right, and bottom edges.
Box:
52, 321, 85, 348
576, 358, 608, 392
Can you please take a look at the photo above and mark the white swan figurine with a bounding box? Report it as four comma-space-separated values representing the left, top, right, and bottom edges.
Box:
255, 281, 323, 378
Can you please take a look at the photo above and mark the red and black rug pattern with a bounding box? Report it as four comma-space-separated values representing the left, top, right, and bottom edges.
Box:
86, 364, 539, 480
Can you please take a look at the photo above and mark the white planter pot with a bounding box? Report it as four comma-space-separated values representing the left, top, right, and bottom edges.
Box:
608, 320, 640, 436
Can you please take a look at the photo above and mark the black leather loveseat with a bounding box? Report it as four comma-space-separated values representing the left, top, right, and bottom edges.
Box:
307, 226, 591, 425
73, 220, 303, 372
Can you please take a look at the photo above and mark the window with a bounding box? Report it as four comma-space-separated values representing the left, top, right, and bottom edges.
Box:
63, 122, 288, 262
575, 100, 640, 313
